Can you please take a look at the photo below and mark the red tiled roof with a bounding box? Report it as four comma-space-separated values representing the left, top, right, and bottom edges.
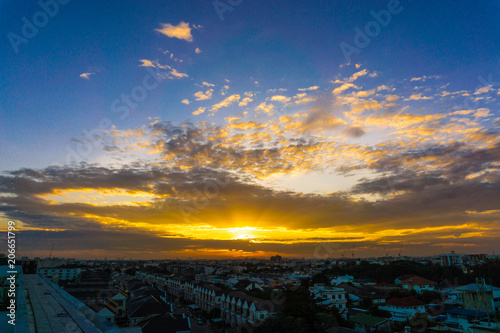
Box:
401, 276, 436, 285
386, 297, 425, 307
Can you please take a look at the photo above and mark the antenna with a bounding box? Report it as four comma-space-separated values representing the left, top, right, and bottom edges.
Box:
351, 245, 355, 259
383, 245, 389, 257
399, 245, 404, 257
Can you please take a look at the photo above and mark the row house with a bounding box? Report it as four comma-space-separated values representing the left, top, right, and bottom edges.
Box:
135, 271, 279, 328
194, 285, 224, 312
220, 292, 276, 327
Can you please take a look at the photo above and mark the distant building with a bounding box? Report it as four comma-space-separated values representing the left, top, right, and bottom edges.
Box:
462, 253, 487, 264
270, 255, 282, 263
440, 251, 462, 266
37, 267, 81, 282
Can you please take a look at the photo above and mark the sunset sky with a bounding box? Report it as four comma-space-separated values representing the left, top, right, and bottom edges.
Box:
1, 0, 499, 259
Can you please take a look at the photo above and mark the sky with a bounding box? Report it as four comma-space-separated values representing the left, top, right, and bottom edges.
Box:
0, 0, 499, 259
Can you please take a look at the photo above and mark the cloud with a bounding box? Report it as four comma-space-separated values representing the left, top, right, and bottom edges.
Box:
79, 72, 94, 80
255, 102, 274, 114
344, 126, 366, 138
192, 107, 205, 115
139, 59, 155, 67
194, 89, 213, 101
298, 86, 319, 91
2, 111, 499, 258
239, 97, 253, 106
348, 69, 368, 82
211, 94, 241, 112
270, 95, 291, 103
332, 83, 359, 95
181, 99, 190, 105
385, 94, 400, 102
408, 93, 433, 101
155, 21, 193, 42
195, 48, 201, 54
170, 68, 188, 78
474, 85, 492, 95
137, 59, 188, 79
410, 75, 442, 82
202, 82, 215, 87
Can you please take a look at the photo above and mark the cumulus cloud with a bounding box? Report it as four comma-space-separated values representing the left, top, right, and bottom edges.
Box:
332, 83, 359, 95
211, 94, 240, 112
194, 89, 213, 101
155, 21, 193, 42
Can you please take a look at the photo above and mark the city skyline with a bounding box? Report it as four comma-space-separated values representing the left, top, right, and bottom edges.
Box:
1, 0, 500, 259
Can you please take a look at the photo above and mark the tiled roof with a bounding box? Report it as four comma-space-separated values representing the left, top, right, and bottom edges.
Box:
401, 276, 437, 285
455, 283, 500, 292
386, 297, 425, 307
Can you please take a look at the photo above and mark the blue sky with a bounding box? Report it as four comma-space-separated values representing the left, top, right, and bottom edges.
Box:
0, 0, 499, 258
1, 0, 499, 170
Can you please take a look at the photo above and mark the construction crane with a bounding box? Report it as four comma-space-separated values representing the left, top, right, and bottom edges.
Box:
49, 242, 54, 259
383, 245, 389, 257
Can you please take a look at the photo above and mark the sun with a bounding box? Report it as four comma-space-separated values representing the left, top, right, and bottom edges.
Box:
229, 227, 257, 240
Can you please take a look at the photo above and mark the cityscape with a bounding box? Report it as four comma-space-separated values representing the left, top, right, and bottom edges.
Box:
1, 0, 500, 332
1, 253, 500, 332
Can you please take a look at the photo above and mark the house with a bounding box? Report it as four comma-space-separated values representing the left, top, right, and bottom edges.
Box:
350, 313, 390, 332
138, 313, 191, 333
339, 283, 387, 306
435, 308, 492, 332
105, 291, 128, 325
310, 283, 347, 313
455, 281, 500, 313
378, 297, 426, 322
220, 291, 279, 327
332, 275, 354, 286
127, 295, 169, 325
401, 276, 437, 293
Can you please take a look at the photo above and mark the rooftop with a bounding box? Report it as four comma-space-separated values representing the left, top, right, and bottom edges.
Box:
25, 274, 138, 332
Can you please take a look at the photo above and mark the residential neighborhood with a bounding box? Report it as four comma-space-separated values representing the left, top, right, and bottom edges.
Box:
2, 252, 500, 332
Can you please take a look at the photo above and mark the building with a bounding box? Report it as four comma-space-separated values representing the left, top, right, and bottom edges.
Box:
332, 275, 354, 286
440, 251, 462, 266
24, 274, 137, 332
378, 297, 426, 322
310, 283, 347, 313
350, 313, 390, 332
37, 267, 81, 282
400, 275, 437, 293
270, 255, 282, 263
220, 291, 277, 327
455, 281, 500, 313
